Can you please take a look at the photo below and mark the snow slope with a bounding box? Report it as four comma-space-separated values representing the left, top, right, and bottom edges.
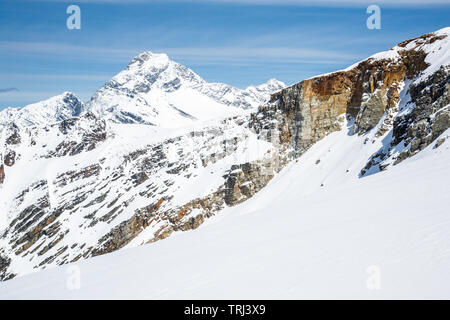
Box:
85, 52, 285, 127
1, 123, 448, 299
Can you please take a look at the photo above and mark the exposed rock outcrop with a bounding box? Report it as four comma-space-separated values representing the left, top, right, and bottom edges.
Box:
394, 66, 450, 162
0, 255, 14, 281
50, 113, 107, 157
0, 164, 5, 184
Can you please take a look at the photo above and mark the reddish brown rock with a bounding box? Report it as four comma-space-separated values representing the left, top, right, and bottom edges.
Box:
4, 151, 16, 167
0, 164, 5, 184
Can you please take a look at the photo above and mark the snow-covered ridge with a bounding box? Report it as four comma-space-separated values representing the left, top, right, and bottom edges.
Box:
85, 51, 285, 127
301, 26, 450, 83
0, 92, 83, 128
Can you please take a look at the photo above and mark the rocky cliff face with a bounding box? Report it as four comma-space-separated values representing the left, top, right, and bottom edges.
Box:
254, 28, 449, 176
0, 28, 449, 281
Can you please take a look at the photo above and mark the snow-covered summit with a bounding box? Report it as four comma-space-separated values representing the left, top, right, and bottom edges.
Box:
85, 51, 285, 127
245, 78, 285, 105
252, 78, 286, 92
114, 51, 205, 93
0, 92, 83, 128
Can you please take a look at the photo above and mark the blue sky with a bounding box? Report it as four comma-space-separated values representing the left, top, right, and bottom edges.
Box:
0, 0, 449, 109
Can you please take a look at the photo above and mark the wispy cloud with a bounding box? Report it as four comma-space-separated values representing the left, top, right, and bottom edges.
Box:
0, 73, 113, 82
0, 41, 360, 66
0, 88, 19, 93
0, 41, 140, 63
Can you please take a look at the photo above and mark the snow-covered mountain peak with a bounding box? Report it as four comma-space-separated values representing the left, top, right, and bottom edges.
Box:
126, 51, 176, 77
245, 78, 285, 102
249, 78, 285, 92
112, 51, 204, 94
128, 51, 169, 66
0, 92, 83, 128
85, 51, 285, 127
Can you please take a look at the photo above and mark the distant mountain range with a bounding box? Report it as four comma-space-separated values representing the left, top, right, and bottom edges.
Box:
0, 53, 285, 128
